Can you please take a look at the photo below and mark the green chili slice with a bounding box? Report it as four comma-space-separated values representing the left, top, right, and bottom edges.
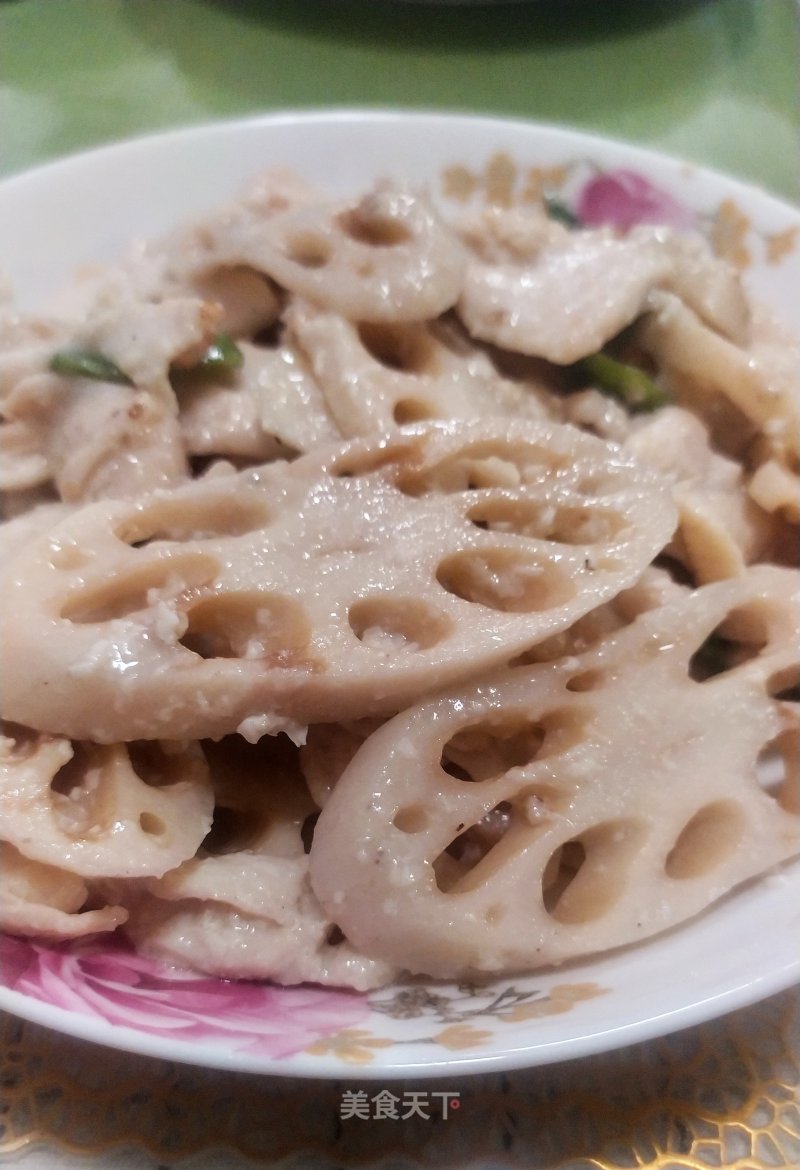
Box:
194, 333, 244, 374
49, 347, 133, 386
578, 351, 668, 412
544, 195, 582, 229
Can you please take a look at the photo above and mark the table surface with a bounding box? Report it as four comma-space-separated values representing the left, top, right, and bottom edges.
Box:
2, 0, 799, 200
0, 1, 799, 1167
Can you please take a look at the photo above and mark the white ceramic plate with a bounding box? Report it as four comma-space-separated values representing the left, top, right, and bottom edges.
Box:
1, 111, 798, 1079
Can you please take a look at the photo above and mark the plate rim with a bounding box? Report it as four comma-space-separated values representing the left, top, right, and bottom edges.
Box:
0, 928, 798, 1079
1, 105, 798, 219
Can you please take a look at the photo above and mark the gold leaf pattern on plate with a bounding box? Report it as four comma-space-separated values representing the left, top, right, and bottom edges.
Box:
431, 1023, 494, 1051
304, 1027, 395, 1065
711, 198, 753, 268
766, 226, 800, 264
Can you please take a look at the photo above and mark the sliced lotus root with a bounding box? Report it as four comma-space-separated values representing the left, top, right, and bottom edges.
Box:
172, 180, 468, 324
123, 735, 396, 990
0, 723, 213, 878
0, 419, 676, 742
308, 567, 800, 978
286, 301, 556, 438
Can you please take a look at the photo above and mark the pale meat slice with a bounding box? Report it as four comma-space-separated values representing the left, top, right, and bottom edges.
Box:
177, 338, 339, 462
460, 226, 672, 364
1, 371, 186, 503
457, 207, 749, 364
657, 231, 750, 341
624, 406, 784, 582
309, 567, 800, 979
637, 293, 799, 456
0, 296, 210, 504
123, 736, 396, 990
0, 419, 676, 742
124, 893, 394, 991
0, 315, 75, 494
638, 293, 800, 524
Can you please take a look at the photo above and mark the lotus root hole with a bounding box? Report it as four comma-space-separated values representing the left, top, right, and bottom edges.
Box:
768, 668, 800, 702
397, 444, 534, 496
348, 597, 451, 653
61, 555, 218, 623
574, 469, 615, 497
325, 925, 346, 947
127, 742, 189, 788
285, 230, 333, 268
180, 591, 312, 664
358, 322, 435, 375
393, 398, 439, 425
757, 729, 800, 815
393, 805, 431, 834
543, 820, 646, 923
117, 494, 271, 546
139, 811, 167, 837
49, 745, 103, 834
203, 805, 266, 856
330, 444, 411, 480
687, 622, 767, 683
1, 722, 42, 761
436, 549, 575, 612
665, 800, 746, 879
338, 206, 412, 248
301, 812, 320, 854
50, 745, 92, 799
467, 499, 625, 544
434, 801, 516, 893
566, 669, 607, 693
440, 714, 562, 783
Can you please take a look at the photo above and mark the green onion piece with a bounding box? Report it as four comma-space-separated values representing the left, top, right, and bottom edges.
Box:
195, 333, 244, 374
49, 347, 133, 386
544, 195, 582, 229
578, 351, 668, 412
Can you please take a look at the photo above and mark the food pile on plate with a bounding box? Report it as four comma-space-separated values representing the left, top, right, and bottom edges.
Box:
0, 169, 797, 989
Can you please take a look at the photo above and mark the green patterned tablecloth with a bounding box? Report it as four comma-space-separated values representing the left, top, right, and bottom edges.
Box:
1, 0, 799, 200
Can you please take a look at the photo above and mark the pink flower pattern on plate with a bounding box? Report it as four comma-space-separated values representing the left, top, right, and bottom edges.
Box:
576, 168, 696, 232
0, 934, 369, 1059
